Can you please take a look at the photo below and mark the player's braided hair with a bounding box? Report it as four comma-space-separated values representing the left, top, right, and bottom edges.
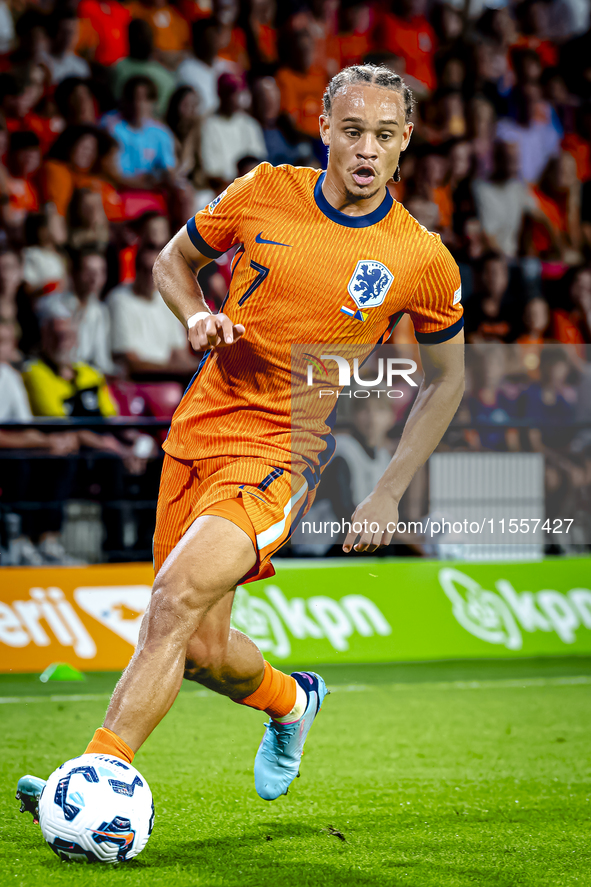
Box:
322, 64, 414, 183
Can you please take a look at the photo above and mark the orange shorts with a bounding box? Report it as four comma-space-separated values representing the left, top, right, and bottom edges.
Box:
153, 454, 315, 583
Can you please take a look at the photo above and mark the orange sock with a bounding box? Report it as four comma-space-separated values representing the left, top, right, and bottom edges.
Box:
85, 727, 135, 764
235, 662, 297, 720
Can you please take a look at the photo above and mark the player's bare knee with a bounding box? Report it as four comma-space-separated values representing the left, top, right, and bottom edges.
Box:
147, 574, 219, 641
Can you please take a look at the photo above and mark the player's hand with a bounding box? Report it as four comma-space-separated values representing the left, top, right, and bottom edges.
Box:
188, 313, 245, 354
343, 486, 399, 553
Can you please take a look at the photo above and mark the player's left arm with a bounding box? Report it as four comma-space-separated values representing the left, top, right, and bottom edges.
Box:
343, 328, 465, 552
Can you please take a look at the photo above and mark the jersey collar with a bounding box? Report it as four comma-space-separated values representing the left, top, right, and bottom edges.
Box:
314, 171, 393, 228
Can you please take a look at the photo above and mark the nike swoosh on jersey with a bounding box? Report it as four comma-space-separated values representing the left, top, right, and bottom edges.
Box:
255, 232, 292, 247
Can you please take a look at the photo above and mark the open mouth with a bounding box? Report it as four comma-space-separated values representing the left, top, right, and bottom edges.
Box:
352, 166, 376, 186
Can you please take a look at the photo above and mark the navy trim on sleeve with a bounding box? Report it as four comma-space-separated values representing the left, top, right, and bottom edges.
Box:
414, 316, 464, 344
186, 217, 224, 259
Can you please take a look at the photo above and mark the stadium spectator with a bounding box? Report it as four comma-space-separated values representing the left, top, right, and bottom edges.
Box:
542, 67, 578, 135
511, 46, 544, 92
466, 94, 497, 179
200, 72, 266, 188
407, 147, 451, 239
404, 192, 440, 233
329, 0, 375, 71
125, 0, 190, 67
45, 11, 91, 84
496, 84, 562, 182
107, 241, 196, 375
4, 132, 41, 233
0, 71, 63, 156
54, 77, 98, 126
0, 0, 14, 55
561, 103, 591, 185
251, 76, 314, 167
520, 346, 577, 458
472, 140, 538, 258
243, 0, 279, 72
516, 296, 552, 345
464, 252, 520, 342
448, 139, 477, 237
513, 0, 558, 69
529, 152, 583, 264
37, 248, 114, 375
275, 23, 327, 152
211, 0, 249, 71
176, 18, 225, 117
10, 9, 50, 68
435, 57, 467, 108
111, 19, 176, 120
551, 265, 591, 345
67, 187, 110, 251
420, 87, 467, 144
22, 312, 116, 418
431, 1, 464, 60
115, 210, 170, 287
378, 0, 437, 92
0, 248, 39, 356
559, 21, 591, 100
470, 41, 514, 120
166, 87, 203, 181
41, 125, 123, 222
0, 320, 32, 421
465, 345, 520, 452
21, 310, 160, 561
102, 76, 176, 186
21, 208, 68, 297
76, 0, 131, 67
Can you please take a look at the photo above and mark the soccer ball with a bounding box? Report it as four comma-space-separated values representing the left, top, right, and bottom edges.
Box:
38, 754, 154, 864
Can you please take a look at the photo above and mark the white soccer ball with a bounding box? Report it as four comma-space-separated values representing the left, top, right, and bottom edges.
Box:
38, 754, 154, 864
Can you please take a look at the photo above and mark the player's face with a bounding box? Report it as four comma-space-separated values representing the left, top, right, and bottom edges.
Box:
320, 84, 413, 201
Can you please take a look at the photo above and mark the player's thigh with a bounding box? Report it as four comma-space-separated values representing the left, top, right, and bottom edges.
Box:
142, 515, 257, 644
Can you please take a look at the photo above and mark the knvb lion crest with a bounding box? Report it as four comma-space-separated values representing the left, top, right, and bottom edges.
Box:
347, 260, 394, 309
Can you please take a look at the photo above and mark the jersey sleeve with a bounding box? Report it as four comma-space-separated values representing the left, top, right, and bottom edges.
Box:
186, 163, 266, 259
405, 242, 464, 343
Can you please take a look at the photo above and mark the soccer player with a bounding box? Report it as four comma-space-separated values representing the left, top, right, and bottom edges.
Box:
17, 64, 464, 814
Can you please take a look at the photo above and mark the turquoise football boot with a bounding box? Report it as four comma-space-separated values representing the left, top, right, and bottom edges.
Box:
16, 775, 46, 823
254, 671, 328, 801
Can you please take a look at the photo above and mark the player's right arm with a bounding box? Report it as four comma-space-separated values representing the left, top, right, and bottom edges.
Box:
153, 227, 245, 354
154, 168, 267, 353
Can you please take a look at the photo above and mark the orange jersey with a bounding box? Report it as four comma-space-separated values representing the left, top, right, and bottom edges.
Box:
163, 163, 463, 473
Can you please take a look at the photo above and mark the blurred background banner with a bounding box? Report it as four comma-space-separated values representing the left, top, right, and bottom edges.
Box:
2, 557, 591, 673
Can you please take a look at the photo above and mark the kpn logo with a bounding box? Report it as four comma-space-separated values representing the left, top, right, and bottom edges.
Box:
303, 351, 419, 398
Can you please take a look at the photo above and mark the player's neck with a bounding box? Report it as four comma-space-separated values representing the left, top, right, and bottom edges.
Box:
321, 169, 387, 217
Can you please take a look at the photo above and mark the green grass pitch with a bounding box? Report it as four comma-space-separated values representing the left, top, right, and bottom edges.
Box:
1, 658, 591, 887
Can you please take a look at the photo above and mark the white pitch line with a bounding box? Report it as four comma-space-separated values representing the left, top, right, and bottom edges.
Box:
331, 675, 591, 693
1, 675, 590, 705
0, 689, 214, 705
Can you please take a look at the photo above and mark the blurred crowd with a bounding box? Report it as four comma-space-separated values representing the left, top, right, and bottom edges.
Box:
296, 343, 591, 556
1, 0, 591, 563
